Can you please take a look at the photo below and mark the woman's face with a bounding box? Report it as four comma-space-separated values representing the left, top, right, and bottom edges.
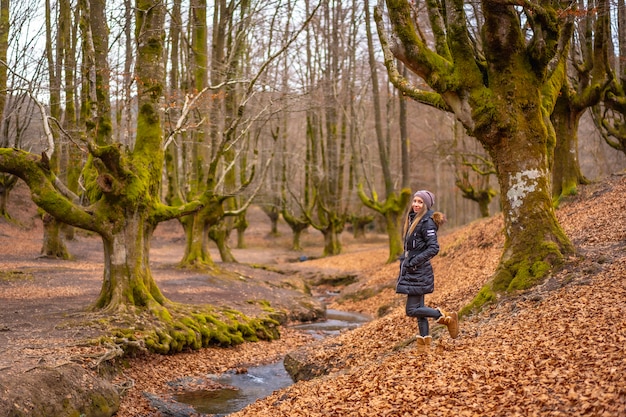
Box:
411, 196, 425, 213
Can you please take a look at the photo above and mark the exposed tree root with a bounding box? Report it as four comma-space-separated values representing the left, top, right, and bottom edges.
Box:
87, 301, 281, 355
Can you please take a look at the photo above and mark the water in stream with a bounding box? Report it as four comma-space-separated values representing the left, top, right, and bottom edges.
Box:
173, 361, 293, 416
172, 309, 371, 416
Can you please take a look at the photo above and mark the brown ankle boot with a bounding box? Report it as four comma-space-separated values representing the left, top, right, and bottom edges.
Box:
436, 308, 459, 339
423, 335, 432, 348
416, 335, 432, 353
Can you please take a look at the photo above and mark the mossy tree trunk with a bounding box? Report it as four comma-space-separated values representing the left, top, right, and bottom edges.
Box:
176, 0, 214, 268
209, 0, 252, 262
93, 212, 165, 312
550, 0, 609, 202
288, 1, 351, 258
378, 0, 577, 310
180, 213, 213, 268
282, 207, 310, 252
235, 212, 248, 249
291, 225, 308, 252
321, 216, 343, 257
551, 92, 589, 201
350, 214, 374, 239
41, 213, 71, 259
59, 0, 80, 241
359, 185, 411, 263
455, 176, 497, 218
383, 204, 408, 262
280, 129, 312, 252
41, 0, 69, 258
209, 223, 236, 263
170, 0, 262, 267
177, 196, 229, 268
486, 115, 573, 291
475, 3, 575, 294
261, 204, 280, 236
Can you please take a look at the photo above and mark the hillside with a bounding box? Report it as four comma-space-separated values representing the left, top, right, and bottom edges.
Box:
230, 174, 626, 416
0, 174, 624, 416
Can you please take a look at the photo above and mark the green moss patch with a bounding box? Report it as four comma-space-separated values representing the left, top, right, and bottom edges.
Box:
0, 270, 33, 282
89, 302, 280, 355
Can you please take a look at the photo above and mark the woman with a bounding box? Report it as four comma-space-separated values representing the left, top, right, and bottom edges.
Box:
397, 190, 459, 352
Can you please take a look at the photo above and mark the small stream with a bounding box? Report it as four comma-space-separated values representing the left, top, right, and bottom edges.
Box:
173, 361, 293, 416
166, 309, 371, 416
291, 309, 372, 339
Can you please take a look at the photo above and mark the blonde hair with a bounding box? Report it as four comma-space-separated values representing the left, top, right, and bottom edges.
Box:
402, 204, 427, 240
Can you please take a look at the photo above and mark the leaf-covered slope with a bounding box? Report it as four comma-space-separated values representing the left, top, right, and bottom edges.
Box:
233, 174, 626, 416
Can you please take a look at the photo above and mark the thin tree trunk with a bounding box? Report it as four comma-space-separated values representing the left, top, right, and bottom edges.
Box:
180, 214, 214, 268
360, 0, 409, 262
178, 0, 218, 267
0, 175, 16, 219
41, 0, 69, 258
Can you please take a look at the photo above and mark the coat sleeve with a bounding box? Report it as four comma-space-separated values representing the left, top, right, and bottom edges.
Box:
407, 218, 439, 267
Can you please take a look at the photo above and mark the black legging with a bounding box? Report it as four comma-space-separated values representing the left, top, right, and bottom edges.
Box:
405, 294, 442, 337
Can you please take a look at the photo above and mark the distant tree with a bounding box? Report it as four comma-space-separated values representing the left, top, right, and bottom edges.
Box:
0, 0, 47, 221
358, 0, 411, 263
443, 120, 498, 218
550, 0, 611, 202
453, 152, 497, 218
592, 0, 626, 163
163, 0, 317, 267
39, 0, 78, 259
290, 0, 355, 257
0, 0, 13, 220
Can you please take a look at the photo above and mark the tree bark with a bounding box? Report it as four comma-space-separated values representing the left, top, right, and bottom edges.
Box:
0, 1, 12, 221
0, 0, 7, 123
549, 0, 608, 201
0, 175, 16, 219
93, 212, 165, 311
41, 213, 70, 259
551, 92, 589, 201
180, 214, 214, 268
42, 0, 69, 257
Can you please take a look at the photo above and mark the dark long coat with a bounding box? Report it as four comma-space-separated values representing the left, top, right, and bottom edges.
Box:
396, 209, 442, 295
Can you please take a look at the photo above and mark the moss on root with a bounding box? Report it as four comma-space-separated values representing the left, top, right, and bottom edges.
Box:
459, 284, 497, 318
460, 242, 563, 317
96, 303, 280, 355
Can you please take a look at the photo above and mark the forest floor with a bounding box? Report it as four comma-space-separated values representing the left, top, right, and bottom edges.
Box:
1, 173, 625, 416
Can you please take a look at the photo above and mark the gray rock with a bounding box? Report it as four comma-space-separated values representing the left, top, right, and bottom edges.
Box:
0, 363, 119, 417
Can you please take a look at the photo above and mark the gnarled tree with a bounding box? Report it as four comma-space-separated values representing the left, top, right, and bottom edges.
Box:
591, 0, 626, 162
375, 0, 576, 312
0, 0, 279, 353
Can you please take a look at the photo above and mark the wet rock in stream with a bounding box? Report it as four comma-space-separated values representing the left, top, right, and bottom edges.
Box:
144, 392, 199, 417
